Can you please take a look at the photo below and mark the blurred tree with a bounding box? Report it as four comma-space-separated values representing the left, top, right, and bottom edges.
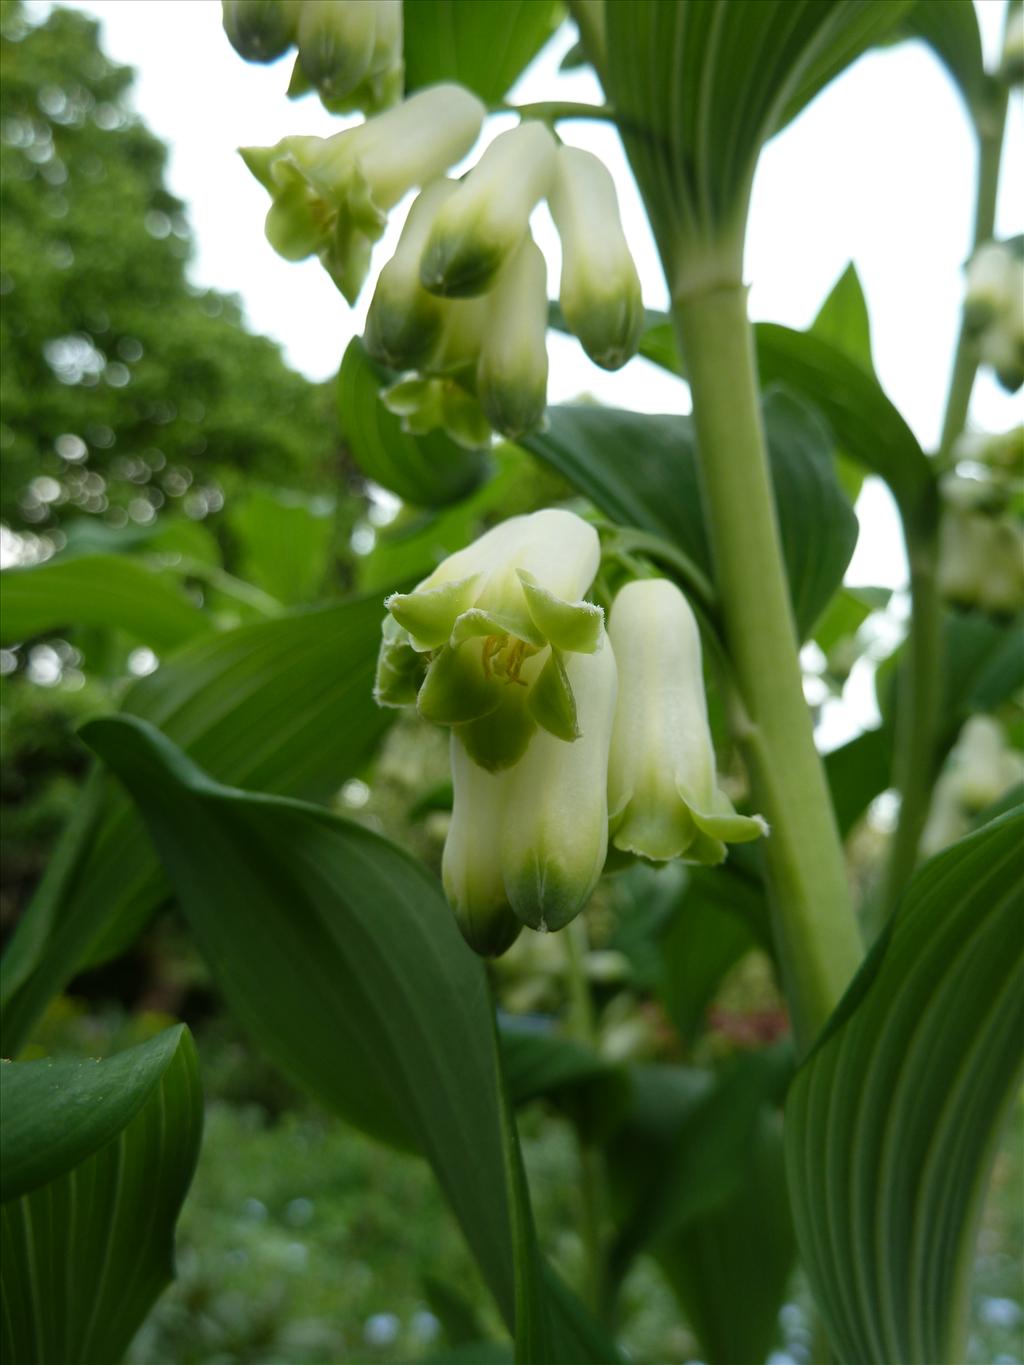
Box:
0, 0, 342, 535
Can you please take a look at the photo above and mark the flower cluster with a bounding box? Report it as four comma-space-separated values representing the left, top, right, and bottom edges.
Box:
938, 446, 1024, 617
375, 511, 766, 956
921, 715, 1024, 857
963, 238, 1024, 393
231, 11, 645, 444
223, 0, 404, 113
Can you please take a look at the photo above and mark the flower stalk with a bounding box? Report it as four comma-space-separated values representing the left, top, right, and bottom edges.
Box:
671, 280, 863, 1051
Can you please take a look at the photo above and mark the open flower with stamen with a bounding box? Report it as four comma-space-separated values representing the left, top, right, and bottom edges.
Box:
241, 82, 485, 302
607, 578, 767, 863
376, 509, 603, 771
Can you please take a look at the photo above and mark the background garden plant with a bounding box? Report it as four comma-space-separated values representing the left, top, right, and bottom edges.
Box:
1, 1, 1022, 1363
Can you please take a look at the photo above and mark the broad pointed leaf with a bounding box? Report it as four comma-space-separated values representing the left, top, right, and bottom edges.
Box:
402, 0, 561, 102
0, 1026, 202, 1365
784, 807, 1024, 1365
81, 716, 622, 1365
0, 553, 212, 651
522, 388, 857, 638
2, 595, 391, 1054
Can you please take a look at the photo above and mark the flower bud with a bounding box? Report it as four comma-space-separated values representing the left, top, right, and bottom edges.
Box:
607, 579, 767, 863
547, 146, 643, 370
381, 371, 492, 450
241, 84, 485, 303
1000, 4, 1024, 85
296, 0, 376, 107
222, 0, 297, 63
420, 122, 557, 297
501, 638, 617, 931
964, 238, 1024, 392
364, 180, 460, 370
476, 235, 550, 439
954, 715, 1024, 812
443, 735, 522, 956
378, 510, 603, 771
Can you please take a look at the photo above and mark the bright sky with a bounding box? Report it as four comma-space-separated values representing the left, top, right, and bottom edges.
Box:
36, 0, 1024, 742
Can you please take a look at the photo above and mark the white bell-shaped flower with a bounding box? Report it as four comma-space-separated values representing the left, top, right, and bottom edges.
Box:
607, 579, 767, 863
377, 510, 603, 771
548, 146, 644, 371
476, 234, 550, 439
419, 121, 557, 297
242, 83, 485, 302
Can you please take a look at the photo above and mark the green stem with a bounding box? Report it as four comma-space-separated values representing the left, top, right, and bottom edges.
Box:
877, 523, 943, 924
882, 69, 1010, 914
505, 99, 619, 126
671, 281, 863, 1052
562, 918, 609, 1320
937, 92, 1010, 463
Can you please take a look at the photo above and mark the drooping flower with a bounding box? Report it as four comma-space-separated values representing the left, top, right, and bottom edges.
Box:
442, 734, 522, 957
419, 121, 558, 298
377, 509, 603, 771
294, 0, 403, 113
606, 578, 767, 863
476, 234, 550, 439
442, 638, 617, 954
964, 238, 1024, 393
241, 83, 485, 302
547, 145, 644, 371
222, 0, 297, 64
500, 639, 617, 931
364, 179, 461, 371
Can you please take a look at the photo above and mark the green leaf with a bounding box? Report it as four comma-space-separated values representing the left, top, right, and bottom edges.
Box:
80, 716, 622, 1365
228, 485, 335, 605
657, 865, 764, 1045
1, 595, 392, 1053
811, 263, 875, 374
607, 1048, 792, 1288
602, 1, 911, 283
501, 1022, 630, 1142
0, 1026, 202, 1365
784, 807, 1024, 1365
825, 726, 892, 838
523, 388, 857, 638
814, 585, 891, 657
338, 336, 487, 507
898, 0, 990, 124
656, 1108, 795, 1365
0, 552, 212, 651
402, 0, 562, 102
631, 309, 936, 521
755, 323, 935, 520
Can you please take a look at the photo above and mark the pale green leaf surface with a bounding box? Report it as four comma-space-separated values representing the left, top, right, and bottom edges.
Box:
0, 553, 212, 651
81, 717, 622, 1365
402, 0, 561, 102
522, 389, 857, 638
785, 807, 1024, 1365
0, 1025, 202, 1365
2, 595, 391, 1053
228, 485, 335, 605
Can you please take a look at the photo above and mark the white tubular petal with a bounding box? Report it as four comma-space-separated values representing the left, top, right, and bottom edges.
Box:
420, 121, 558, 297
476, 235, 550, 439
548, 146, 643, 370
443, 734, 521, 956
501, 638, 618, 931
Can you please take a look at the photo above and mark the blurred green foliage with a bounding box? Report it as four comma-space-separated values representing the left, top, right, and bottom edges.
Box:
0, 0, 344, 533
